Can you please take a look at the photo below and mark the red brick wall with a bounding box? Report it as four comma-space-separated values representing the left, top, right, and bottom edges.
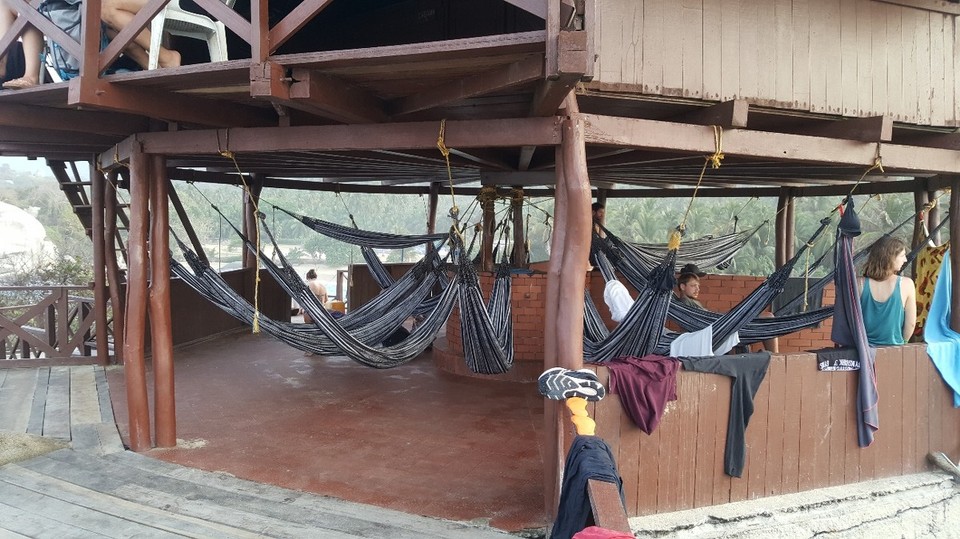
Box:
436, 269, 839, 380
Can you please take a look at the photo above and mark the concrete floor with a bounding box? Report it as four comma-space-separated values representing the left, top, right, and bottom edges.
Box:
107, 332, 548, 533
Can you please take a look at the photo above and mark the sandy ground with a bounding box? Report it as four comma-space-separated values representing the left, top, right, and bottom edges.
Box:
0, 432, 67, 466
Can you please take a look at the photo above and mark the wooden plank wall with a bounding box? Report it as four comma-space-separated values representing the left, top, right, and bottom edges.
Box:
594, 0, 960, 127
590, 343, 960, 516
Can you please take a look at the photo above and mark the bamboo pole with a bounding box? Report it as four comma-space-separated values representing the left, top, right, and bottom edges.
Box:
123, 144, 153, 451
149, 155, 177, 448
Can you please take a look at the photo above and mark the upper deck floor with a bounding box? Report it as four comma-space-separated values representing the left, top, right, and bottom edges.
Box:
1, 0, 959, 193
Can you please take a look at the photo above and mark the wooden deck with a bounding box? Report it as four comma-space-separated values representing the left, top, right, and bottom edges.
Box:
0, 365, 514, 538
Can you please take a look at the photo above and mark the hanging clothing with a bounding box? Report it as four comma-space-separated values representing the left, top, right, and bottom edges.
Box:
603, 280, 634, 323
669, 325, 741, 357
923, 254, 960, 408
914, 243, 949, 337
830, 199, 878, 448
606, 355, 680, 434
677, 352, 771, 478
860, 277, 906, 346
551, 435, 625, 539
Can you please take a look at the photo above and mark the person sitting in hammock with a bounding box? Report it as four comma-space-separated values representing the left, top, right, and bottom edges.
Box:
859, 236, 917, 346
676, 263, 779, 353
675, 264, 706, 308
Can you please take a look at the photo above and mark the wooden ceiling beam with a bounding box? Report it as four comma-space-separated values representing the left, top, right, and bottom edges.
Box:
791, 115, 893, 142
895, 130, 960, 151
389, 54, 544, 117
605, 179, 925, 199
0, 104, 149, 135
127, 117, 562, 157
579, 113, 960, 174
288, 69, 387, 124
480, 170, 555, 186
667, 99, 750, 129
70, 78, 276, 128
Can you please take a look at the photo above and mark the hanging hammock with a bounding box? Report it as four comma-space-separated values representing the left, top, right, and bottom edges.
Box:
622, 221, 766, 273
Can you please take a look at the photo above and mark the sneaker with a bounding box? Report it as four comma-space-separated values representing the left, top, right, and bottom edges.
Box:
538, 367, 606, 401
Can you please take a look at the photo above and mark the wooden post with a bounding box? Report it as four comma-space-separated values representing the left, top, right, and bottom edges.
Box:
149, 155, 177, 448
124, 143, 153, 451
595, 187, 608, 208
480, 186, 496, 272
90, 165, 109, 365
785, 188, 795, 264
544, 96, 594, 524
928, 188, 941, 245
427, 181, 441, 235
104, 170, 125, 365
950, 181, 960, 333
543, 142, 568, 522
775, 189, 792, 268
914, 188, 930, 242
241, 181, 261, 271
511, 187, 526, 267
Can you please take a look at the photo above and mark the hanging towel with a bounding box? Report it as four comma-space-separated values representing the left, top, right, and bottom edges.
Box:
923, 253, 960, 408
606, 355, 680, 434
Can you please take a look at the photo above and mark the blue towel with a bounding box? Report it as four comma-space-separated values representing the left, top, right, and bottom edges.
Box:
923, 254, 960, 407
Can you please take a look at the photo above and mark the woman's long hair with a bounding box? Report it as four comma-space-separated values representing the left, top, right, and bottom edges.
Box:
863, 236, 906, 280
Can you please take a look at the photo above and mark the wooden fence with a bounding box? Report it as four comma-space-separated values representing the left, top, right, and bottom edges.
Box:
0, 286, 103, 364
590, 344, 960, 516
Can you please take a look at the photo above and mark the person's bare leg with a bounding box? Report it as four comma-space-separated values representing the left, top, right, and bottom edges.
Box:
101, 0, 180, 68
0, 5, 42, 87
19, 26, 42, 84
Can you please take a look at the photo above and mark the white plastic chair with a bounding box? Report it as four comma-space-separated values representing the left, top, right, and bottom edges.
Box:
148, 0, 236, 70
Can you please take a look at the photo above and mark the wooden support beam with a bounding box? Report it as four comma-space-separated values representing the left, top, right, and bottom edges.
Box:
194, 0, 253, 46
104, 170, 125, 364
390, 54, 544, 117
427, 181, 440, 235
167, 181, 209, 266
288, 69, 387, 124
269, 0, 335, 53
90, 165, 109, 366
928, 188, 942, 245
578, 113, 960, 174
70, 78, 276, 128
250, 0, 269, 63
149, 154, 176, 448
0, 104, 148, 136
668, 99, 750, 129
481, 171, 555, 186
97, 0, 168, 73
511, 187, 526, 267
795, 115, 893, 142
124, 143, 153, 452
775, 190, 790, 269
241, 178, 263, 271
480, 187, 496, 272
132, 117, 563, 156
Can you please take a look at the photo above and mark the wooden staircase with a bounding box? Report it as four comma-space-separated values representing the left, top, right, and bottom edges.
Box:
49, 160, 130, 266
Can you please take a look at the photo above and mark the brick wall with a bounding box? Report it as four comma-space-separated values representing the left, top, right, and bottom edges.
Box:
435, 269, 839, 380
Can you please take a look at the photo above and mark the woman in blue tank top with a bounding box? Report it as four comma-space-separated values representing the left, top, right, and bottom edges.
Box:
859, 237, 917, 346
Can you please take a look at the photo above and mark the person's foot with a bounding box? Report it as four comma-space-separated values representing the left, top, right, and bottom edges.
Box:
2, 76, 38, 90
158, 49, 181, 69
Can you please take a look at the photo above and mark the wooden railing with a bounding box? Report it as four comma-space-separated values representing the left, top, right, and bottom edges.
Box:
0, 286, 107, 363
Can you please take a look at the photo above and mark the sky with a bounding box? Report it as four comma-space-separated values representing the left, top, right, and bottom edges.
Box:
0, 156, 55, 176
